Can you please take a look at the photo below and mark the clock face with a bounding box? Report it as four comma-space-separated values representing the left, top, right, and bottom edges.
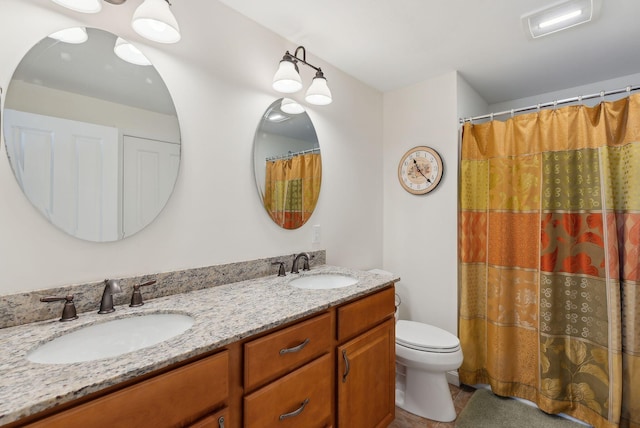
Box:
397, 146, 444, 194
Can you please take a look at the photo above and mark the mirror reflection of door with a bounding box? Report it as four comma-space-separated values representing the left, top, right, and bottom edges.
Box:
123, 136, 180, 238
4, 109, 119, 241
2, 27, 181, 242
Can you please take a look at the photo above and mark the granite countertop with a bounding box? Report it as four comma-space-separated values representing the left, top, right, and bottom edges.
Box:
0, 265, 398, 425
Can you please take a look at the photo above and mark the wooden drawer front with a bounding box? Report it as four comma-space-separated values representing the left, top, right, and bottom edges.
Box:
27, 351, 229, 428
244, 312, 331, 391
188, 407, 228, 428
337, 286, 395, 342
244, 354, 332, 428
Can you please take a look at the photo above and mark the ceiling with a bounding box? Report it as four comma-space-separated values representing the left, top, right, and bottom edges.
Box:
218, 0, 640, 105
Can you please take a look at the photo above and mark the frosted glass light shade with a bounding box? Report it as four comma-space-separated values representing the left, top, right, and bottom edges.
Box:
51, 0, 102, 13
272, 60, 303, 93
132, 0, 181, 44
305, 75, 332, 105
522, 0, 597, 39
281, 98, 305, 114
49, 27, 88, 44
114, 38, 152, 66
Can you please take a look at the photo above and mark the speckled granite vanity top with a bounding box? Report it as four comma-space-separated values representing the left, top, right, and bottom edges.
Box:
0, 265, 397, 425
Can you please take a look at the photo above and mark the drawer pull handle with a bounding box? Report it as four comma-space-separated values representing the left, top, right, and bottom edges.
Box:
218, 416, 225, 428
342, 349, 350, 383
279, 398, 310, 420
279, 338, 310, 355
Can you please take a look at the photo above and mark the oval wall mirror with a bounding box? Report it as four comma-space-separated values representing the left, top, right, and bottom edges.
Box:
3, 27, 181, 242
253, 98, 321, 229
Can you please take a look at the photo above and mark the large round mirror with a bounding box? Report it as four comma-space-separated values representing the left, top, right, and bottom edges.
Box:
2, 27, 180, 242
253, 99, 321, 229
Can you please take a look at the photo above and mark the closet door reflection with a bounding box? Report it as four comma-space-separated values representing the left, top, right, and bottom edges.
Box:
2, 27, 181, 242
5, 109, 119, 241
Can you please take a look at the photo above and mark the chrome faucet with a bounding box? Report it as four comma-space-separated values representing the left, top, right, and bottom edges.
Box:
291, 252, 310, 274
99, 279, 122, 314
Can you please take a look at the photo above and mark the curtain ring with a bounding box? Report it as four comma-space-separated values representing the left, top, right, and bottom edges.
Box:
490, 113, 494, 121
536, 103, 541, 113
510, 109, 515, 118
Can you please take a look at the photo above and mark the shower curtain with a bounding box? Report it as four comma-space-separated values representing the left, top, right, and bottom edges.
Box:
458, 93, 640, 428
264, 153, 321, 229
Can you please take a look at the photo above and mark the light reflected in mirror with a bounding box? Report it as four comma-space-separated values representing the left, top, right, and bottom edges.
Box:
3, 27, 180, 242
253, 98, 321, 229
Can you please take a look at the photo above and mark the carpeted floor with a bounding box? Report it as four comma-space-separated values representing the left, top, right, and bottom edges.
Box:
455, 389, 587, 428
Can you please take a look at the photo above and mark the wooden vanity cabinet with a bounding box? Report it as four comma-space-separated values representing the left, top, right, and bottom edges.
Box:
11, 285, 395, 428
336, 287, 396, 428
22, 350, 230, 428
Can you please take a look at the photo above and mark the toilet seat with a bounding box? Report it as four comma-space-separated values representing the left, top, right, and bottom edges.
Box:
396, 320, 460, 353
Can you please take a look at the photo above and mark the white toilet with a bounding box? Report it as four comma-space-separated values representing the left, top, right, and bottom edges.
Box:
395, 320, 463, 422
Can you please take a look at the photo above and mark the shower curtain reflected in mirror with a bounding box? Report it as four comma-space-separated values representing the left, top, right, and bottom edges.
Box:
264, 153, 321, 229
459, 93, 640, 428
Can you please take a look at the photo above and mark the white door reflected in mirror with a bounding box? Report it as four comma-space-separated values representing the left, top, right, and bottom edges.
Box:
2, 27, 181, 242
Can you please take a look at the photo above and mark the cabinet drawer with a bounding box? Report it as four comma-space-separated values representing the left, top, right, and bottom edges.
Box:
26, 351, 229, 428
337, 286, 395, 342
244, 354, 332, 428
244, 312, 331, 391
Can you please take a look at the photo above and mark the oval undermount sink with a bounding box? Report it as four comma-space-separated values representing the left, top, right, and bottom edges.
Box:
27, 313, 194, 364
290, 274, 358, 290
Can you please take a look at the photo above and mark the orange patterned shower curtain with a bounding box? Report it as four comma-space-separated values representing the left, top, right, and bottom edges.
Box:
264, 153, 321, 229
459, 93, 640, 428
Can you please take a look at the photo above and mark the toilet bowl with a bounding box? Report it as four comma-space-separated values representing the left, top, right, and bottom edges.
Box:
395, 320, 463, 422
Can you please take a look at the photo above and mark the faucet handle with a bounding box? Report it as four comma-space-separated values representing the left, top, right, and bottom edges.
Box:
271, 261, 286, 277
129, 280, 156, 307
41, 295, 78, 322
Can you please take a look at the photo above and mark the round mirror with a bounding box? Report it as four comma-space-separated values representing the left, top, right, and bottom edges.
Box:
3, 28, 180, 242
253, 98, 321, 229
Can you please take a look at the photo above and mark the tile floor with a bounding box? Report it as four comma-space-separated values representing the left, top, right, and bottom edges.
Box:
389, 384, 476, 428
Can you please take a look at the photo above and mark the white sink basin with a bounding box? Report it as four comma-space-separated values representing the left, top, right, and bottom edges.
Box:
27, 313, 194, 364
290, 274, 358, 290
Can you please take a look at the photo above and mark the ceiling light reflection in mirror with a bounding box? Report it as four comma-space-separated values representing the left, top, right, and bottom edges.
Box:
253, 98, 321, 230
3, 27, 181, 242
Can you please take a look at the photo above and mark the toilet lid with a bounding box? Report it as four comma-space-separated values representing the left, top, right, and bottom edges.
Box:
396, 320, 460, 353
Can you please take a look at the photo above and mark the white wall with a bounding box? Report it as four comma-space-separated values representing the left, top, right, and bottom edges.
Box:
382, 72, 460, 334
0, 0, 383, 294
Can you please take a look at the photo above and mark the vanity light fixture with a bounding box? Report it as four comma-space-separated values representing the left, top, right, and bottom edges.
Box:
51, 0, 102, 13
280, 98, 305, 114
49, 27, 89, 44
114, 37, 152, 65
522, 0, 600, 39
131, 0, 181, 44
273, 46, 332, 106
50, 0, 181, 44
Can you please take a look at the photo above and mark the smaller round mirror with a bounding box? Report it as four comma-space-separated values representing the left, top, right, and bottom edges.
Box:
253, 98, 321, 229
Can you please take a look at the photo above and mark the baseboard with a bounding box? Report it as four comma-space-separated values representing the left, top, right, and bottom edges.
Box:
446, 370, 460, 386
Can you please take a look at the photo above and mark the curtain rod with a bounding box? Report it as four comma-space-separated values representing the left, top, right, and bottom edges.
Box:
266, 147, 320, 162
459, 84, 640, 124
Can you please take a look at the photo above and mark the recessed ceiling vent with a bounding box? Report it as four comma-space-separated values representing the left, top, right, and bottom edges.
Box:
522, 0, 601, 39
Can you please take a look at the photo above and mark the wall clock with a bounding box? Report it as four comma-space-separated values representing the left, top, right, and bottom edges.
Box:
397, 146, 444, 195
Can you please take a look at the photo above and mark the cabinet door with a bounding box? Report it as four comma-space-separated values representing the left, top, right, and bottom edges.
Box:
337, 318, 395, 428
188, 407, 228, 428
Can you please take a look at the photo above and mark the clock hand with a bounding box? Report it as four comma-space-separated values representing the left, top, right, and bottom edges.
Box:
413, 159, 432, 183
